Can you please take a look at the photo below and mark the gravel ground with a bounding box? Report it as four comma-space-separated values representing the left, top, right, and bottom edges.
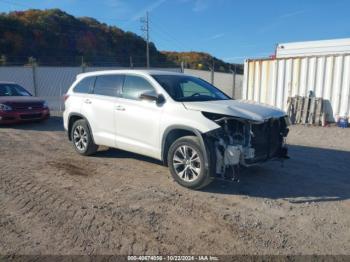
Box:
0, 118, 349, 255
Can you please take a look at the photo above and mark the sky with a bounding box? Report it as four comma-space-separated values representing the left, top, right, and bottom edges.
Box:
1, 0, 350, 63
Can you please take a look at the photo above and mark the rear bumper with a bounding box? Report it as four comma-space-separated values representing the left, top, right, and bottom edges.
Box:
0, 109, 50, 124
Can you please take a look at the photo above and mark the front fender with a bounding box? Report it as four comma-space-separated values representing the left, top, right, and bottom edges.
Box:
161, 125, 215, 173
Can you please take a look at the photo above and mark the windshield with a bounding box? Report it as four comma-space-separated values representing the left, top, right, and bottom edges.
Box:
0, 83, 32, 97
152, 75, 230, 102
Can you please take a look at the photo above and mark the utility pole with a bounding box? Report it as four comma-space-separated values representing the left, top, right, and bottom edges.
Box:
129, 56, 134, 68
30, 57, 37, 96
209, 58, 215, 84
81, 56, 86, 72
230, 64, 236, 99
141, 12, 150, 68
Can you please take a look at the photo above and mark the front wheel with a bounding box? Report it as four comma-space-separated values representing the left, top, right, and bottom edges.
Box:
167, 136, 213, 189
71, 119, 98, 156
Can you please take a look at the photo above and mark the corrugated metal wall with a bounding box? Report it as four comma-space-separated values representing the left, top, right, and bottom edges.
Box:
36, 67, 83, 110
0, 67, 35, 94
243, 54, 350, 121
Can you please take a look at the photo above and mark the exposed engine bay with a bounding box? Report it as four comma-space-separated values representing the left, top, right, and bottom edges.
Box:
203, 112, 290, 181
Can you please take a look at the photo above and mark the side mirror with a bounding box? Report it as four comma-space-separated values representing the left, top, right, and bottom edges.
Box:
139, 92, 165, 105
156, 94, 165, 104
139, 92, 158, 101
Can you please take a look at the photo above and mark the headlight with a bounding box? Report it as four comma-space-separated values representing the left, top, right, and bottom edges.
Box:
0, 103, 12, 112
202, 111, 228, 121
202, 111, 243, 123
43, 101, 49, 108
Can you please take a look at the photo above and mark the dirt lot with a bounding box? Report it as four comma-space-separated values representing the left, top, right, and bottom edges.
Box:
0, 118, 350, 255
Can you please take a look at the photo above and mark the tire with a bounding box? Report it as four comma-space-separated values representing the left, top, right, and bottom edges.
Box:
167, 136, 213, 189
71, 119, 98, 156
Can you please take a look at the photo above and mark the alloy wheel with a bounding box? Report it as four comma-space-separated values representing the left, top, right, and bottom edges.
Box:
73, 125, 88, 151
172, 145, 201, 182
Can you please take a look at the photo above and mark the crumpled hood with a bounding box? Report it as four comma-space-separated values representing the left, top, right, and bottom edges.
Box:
182, 99, 286, 122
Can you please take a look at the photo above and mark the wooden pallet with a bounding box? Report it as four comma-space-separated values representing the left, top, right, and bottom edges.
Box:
287, 96, 324, 126
308, 97, 316, 125
295, 96, 304, 124
301, 96, 310, 124
314, 98, 323, 126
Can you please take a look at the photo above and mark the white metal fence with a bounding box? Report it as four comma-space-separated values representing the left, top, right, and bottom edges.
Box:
184, 69, 243, 99
0, 66, 243, 111
243, 54, 350, 121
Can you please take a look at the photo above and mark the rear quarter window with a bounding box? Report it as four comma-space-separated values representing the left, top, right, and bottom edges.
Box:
73, 77, 95, 94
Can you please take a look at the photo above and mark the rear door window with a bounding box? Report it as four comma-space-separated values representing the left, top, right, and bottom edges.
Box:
93, 75, 124, 97
73, 77, 95, 94
122, 75, 155, 100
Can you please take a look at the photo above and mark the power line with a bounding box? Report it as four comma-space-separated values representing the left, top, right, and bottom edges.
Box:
150, 20, 190, 51
149, 23, 184, 51
151, 27, 186, 52
140, 12, 150, 68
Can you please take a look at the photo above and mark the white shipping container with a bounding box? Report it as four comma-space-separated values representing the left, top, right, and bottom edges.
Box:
276, 38, 350, 58
243, 54, 350, 122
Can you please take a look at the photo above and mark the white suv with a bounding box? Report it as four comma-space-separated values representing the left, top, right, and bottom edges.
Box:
64, 70, 289, 189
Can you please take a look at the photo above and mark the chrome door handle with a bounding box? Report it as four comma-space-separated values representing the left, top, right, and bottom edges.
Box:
84, 99, 92, 104
115, 105, 125, 111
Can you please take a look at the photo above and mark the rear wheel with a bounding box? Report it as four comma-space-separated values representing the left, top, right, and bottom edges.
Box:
71, 119, 98, 156
167, 136, 212, 189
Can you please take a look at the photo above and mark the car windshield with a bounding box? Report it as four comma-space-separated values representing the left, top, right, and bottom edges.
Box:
0, 83, 32, 97
152, 75, 230, 102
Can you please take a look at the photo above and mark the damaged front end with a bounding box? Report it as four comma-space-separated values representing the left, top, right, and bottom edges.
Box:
202, 112, 290, 181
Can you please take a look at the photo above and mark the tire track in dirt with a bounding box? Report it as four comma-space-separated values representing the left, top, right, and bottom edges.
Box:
0, 165, 170, 254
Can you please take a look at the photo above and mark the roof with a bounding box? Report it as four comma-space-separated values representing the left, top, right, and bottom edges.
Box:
76, 69, 184, 79
276, 37, 350, 58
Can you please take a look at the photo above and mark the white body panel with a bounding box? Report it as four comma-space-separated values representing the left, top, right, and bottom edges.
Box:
63, 79, 84, 131
114, 97, 164, 159
64, 70, 287, 161
276, 38, 350, 58
81, 94, 116, 146
183, 99, 285, 122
